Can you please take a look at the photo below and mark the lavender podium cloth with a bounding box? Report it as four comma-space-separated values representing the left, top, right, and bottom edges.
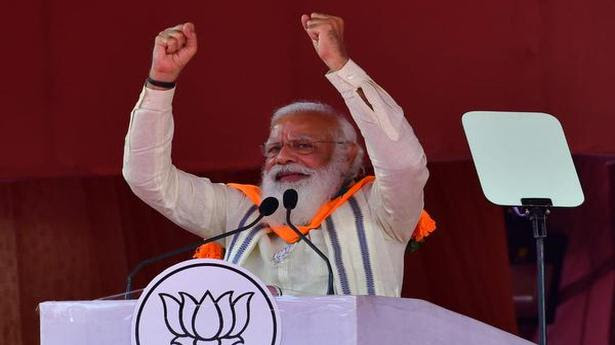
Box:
39, 296, 533, 345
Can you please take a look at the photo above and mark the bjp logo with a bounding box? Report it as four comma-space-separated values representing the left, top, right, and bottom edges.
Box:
159, 291, 254, 345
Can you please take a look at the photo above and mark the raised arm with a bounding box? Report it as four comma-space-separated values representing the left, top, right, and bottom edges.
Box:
301, 13, 429, 242
123, 23, 237, 238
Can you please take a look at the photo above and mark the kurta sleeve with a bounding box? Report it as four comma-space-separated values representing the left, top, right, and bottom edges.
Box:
326, 60, 429, 242
122, 86, 240, 238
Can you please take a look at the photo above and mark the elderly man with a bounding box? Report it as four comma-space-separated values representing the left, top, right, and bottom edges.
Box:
123, 13, 430, 297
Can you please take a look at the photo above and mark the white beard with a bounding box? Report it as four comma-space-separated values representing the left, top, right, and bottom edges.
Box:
260, 158, 347, 227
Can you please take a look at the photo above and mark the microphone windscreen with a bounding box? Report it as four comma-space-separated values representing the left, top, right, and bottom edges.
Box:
283, 189, 298, 210
259, 197, 279, 216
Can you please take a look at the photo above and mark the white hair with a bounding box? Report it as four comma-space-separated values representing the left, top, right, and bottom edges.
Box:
270, 101, 365, 180
260, 160, 344, 226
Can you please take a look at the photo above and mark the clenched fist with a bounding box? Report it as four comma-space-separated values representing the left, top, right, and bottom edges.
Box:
149, 22, 198, 83
301, 13, 349, 71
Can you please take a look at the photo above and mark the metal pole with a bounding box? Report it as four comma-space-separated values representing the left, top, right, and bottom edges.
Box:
529, 208, 548, 345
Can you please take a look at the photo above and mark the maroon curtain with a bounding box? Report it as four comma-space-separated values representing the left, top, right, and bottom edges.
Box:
543, 156, 615, 345
403, 160, 517, 332
3, 0, 615, 179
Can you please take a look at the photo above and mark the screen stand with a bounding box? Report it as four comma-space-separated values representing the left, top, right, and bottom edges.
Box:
521, 198, 552, 345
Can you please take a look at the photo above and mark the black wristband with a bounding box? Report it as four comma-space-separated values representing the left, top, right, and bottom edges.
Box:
146, 77, 176, 89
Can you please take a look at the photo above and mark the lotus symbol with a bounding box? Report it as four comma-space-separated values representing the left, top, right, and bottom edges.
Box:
159, 290, 254, 345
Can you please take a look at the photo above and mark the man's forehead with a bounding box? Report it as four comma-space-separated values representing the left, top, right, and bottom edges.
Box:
269, 111, 338, 139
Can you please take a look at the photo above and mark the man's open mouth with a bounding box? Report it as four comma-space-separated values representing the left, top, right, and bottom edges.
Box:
275, 171, 310, 183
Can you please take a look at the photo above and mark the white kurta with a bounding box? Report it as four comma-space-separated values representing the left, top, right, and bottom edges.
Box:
123, 60, 429, 296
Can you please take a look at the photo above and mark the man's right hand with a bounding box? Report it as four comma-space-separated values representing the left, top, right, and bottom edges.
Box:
149, 22, 198, 83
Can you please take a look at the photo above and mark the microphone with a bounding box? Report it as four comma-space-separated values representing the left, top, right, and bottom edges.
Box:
283, 189, 335, 295
283, 188, 298, 209
259, 197, 280, 216
124, 197, 279, 299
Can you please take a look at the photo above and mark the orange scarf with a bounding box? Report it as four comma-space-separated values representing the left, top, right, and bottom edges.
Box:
228, 176, 436, 244
195, 176, 436, 259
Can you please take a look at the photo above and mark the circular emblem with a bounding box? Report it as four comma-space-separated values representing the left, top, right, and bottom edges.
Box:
131, 259, 280, 345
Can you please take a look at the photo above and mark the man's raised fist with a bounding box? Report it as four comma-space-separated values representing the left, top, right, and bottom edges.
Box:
301, 13, 349, 72
149, 22, 198, 83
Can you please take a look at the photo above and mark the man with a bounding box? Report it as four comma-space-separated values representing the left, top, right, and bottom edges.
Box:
123, 13, 430, 297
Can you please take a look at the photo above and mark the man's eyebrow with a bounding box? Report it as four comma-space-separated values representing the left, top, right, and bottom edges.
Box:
289, 134, 321, 140
265, 135, 320, 144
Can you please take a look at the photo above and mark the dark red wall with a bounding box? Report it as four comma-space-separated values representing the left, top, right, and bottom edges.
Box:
3, 0, 615, 179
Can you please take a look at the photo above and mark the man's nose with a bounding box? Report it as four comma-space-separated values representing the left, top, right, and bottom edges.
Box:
273, 143, 298, 165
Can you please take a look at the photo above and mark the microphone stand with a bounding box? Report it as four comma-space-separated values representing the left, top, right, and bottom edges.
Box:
125, 218, 260, 299
125, 239, 203, 299
125, 197, 279, 299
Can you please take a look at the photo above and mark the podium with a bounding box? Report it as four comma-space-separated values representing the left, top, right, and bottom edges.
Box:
40, 296, 533, 345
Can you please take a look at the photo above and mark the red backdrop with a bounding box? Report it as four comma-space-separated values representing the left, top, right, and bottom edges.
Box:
3, 0, 615, 179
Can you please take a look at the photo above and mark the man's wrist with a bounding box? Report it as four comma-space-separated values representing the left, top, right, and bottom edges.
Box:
326, 59, 369, 87
145, 77, 176, 90
138, 82, 176, 110
326, 57, 350, 72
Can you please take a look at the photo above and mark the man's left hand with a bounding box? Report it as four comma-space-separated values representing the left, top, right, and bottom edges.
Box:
301, 13, 349, 71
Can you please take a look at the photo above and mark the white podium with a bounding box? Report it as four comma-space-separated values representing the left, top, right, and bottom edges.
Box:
39, 296, 533, 345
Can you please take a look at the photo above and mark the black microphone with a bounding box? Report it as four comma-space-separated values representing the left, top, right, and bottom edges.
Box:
283, 188, 298, 209
124, 197, 279, 299
283, 189, 335, 295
